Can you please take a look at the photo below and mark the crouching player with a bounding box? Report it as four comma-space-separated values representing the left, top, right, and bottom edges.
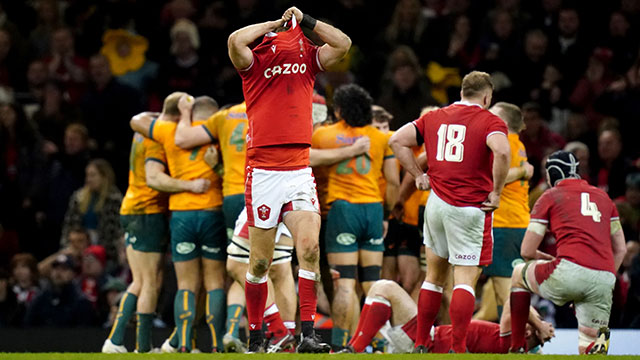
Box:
342, 279, 553, 353
509, 150, 627, 354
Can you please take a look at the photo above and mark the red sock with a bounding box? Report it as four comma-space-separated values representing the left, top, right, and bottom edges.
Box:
449, 286, 476, 353
401, 316, 418, 343
350, 298, 391, 352
348, 303, 371, 346
415, 282, 443, 347
510, 288, 531, 351
264, 304, 288, 338
245, 273, 268, 333
284, 321, 296, 337
298, 270, 317, 324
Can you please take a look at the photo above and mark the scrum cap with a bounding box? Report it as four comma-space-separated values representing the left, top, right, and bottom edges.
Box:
545, 150, 580, 186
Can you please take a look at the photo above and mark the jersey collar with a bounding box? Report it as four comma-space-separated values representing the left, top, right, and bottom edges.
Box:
453, 100, 483, 108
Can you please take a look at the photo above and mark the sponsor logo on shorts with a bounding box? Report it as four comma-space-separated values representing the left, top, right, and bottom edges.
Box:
455, 254, 477, 260
202, 245, 221, 253
591, 318, 608, 326
257, 204, 271, 221
176, 242, 196, 255
336, 233, 356, 246
125, 232, 137, 244
369, 237, 384, 245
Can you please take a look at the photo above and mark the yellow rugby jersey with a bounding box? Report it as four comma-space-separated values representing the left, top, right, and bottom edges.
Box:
493, 133, 530, 228
202, 103, 247, 197
120, 134, 169, 215
150, 119, 223, 210
378, 131, 395, 201
312, 120, 394, 204
402, 146, 429, 226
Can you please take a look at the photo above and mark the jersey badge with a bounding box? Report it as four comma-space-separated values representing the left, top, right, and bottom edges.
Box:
271, 45, 276, 54
257, 204, 271, 221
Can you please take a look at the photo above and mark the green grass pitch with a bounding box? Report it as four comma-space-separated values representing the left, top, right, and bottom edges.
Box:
0, 354, 634, 360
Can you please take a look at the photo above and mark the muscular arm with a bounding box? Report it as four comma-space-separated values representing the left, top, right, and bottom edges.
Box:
313, 21, 351, 69
228, 20, 283, 69
130, 112, 160, 137
145, 161, 202, 193
505, 166, 526, 184
389, 124, 421, 178
611, 227, 627, 272
486, 133, 510, 195
309, 137, 369, 167
383, 158, 400, 210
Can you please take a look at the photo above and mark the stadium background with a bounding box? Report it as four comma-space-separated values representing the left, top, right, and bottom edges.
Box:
0, 0, 639, 354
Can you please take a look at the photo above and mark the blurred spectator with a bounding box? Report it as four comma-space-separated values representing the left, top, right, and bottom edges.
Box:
564, 141, 591, 180
32, 124, 90, 259
549, 8, 591, 94
24, 254, 96, 326
0, 268, 18, 326
28, 0, 62, 59
383, 0, 429, 61
8, 253, 40, 326
520, 102, 565, 186
592, 128, 630, 199
99, 30, 158, 94
477, 10, 519, 74
158, 19, 212, 98
569, 48, 615, 130
510, 29, 549, 104
44, 27, 88, 104
377, 46, 437, 130
38, 226, 89, 277
531, 0, 561, 36
530, 64, 566, 131
31, 80, 81, 148
79, 245, 107, 309
101, 277, 127, 328
603, 11, 638, 75
433, 14, 481, 72
60, 159, 122, 266
0, 28, 24, 91
80, 54, 142, 189
616, 173, 640, 241
15, 60, 49, 115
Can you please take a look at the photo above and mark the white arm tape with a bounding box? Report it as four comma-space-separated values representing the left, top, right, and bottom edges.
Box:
527, 222, 548, 236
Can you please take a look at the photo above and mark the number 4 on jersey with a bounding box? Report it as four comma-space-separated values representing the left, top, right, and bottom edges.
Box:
581, 192, 601, 222
436, 124, 466, 162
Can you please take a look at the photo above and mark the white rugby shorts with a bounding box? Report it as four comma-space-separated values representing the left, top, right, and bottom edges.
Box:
245, 166, 319, 229
228, 208, 294, 264
423, 191, 493, 266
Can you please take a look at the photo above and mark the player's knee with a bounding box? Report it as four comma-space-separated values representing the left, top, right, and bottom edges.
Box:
333, 264, 357, 280
251, 258, 271, 277
369, 279, 395, 296
511, 263, 525, 286
359, 265, 382, 283
300, 242, 319, 265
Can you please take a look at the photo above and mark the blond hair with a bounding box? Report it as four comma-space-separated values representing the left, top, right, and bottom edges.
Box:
493, 102, 523, 132
162, 92, 186, 116
78, 159, 115, 214
461, 71, 493, 98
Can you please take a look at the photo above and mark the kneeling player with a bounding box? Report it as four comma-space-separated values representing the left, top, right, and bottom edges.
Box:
343, 279, 553, 353
509, 151, 627, 354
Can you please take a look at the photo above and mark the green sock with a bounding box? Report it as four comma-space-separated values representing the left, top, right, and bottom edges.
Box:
331, 327, 349, 348
168, 327, 178, 348
136, 313, 154, 352
206, 289, 226, 352
371, 336, 386, 352
174, 289, 196, 351
108, 292, 138, 345
225, 304, 244, 339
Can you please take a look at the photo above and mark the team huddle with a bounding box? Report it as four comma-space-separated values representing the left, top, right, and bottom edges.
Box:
101, 6, 626, 355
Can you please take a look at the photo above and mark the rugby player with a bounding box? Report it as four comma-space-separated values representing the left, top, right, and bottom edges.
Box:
227, 6, 350, 352
509, 150, 627, 354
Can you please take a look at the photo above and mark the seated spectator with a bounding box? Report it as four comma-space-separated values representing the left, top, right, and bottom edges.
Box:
61, 159, 122, 267
38, 226, 89, 278
591, 127, 630, 199
377, 46, 437, 130
14, 60, 49, 117
8, 253, 40, 326
28, 0, 62, 59
383, 0, 429, 60
616, 173, 640, 241
23, 254, 96, 327
569, 48, 615, 130
43, 27, 88, 104
509, 29, 549, 104
564, 141, 590, 180
31, 80, 82, 149
549, 7, 591, 95
0, 28, 24, 91
520, 102, 565, 186
80, 245, 107, 309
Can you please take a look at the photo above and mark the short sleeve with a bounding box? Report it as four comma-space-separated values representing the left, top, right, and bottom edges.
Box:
144, 138, 167, 167
530, 192, 552, 224
384, 133, 395, 159
311, 127, 325, 148
486, 115, 508, 140
308, 44, 324, 74
611, 200, 620, 221
411, 115, 426, 146
202, 113, 220, 141
149, 119, 168, 143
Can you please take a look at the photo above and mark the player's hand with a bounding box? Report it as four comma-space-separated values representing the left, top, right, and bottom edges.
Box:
536, 321, 555, 342
415, 173, 430, 191
382, 220, 389, 239
203, 145, 219, 168
392, 202, 404, 222
178, 94, 194, 114
481, 191, 500, 212
189, 179, 211, 194
522, 162, 534, 180
282, 7, 303, 23
352, 136, 370, 156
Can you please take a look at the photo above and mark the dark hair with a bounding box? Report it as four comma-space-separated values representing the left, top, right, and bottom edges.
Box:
333, 84, 373, 128
10, 253, 39, 284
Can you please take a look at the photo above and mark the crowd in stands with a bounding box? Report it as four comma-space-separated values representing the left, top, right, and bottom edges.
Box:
0, 0, 639, 331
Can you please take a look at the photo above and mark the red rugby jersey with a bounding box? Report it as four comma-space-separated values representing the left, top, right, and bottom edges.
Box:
530, 178, 619, 274
412, 101, 507, 207
238, 18, 323, 168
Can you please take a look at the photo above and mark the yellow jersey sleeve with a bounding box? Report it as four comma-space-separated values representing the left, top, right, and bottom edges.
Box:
203, 112, 221, 141
150, 119, 170, 143
144, 138, 167, 166
384, 132, 394, 159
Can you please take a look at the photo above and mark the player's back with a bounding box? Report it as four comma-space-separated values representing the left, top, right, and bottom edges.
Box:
239, 20, 322, 149
433, 320, 504, 353
493, 133, 530, 228
150, 119, 222, 211
212, 103, 248, 197
120, 133, 168, 215
313, 121, 392, 204
417, 102, 507, 207
532, 178, 617, 273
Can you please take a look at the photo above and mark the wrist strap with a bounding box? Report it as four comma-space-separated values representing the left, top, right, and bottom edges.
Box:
301, 13, 317, 30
